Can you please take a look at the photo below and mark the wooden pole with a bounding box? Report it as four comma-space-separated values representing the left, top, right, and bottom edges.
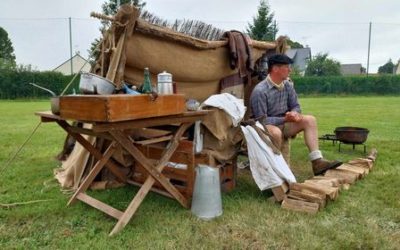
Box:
366, 22, 372, 76
69, 17, 73, 75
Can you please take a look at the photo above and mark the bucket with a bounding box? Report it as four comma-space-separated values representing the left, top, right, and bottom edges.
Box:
191, 164, 222, 220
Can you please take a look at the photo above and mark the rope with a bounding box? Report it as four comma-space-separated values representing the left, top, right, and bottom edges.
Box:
1, 199, 54, 209
0, 121, 42, 175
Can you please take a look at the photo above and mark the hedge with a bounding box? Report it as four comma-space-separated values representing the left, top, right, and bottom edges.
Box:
1, 70, 400, 99
0, 69, 79, 99
291, 75, 400, 95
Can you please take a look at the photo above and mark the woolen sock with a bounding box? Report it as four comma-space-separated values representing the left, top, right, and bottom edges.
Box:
309, 150, 323, 161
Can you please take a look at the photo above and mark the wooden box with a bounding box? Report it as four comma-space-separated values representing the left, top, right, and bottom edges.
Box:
59, 94, 185, 122
131, 140, 236, 200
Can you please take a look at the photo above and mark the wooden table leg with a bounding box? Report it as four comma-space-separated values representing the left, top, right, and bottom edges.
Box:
68, 141, 117, 206
108, 123, 191, 235
56, 120, 126, 182
109, 124, 190, 208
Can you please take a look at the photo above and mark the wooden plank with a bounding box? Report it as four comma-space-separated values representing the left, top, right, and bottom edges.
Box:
348, 158, 374, 169
109, 123, 192, 236
287, 190, 326, 210
271, 183, 289, 202
126, 179, 174, 199
109, 171, 156, 236
93, 110, 210, 132
305, 179, 337, 188
134, 135, 173, 145
342, 184, 351, 190
337, 164, 369, 178
134, 140, 196, 197
35, 111, 62, 122
67, 142, 118, 206
130, 174, 189, 197
56, 120, 127, 183
290, 182, 339, 201
281, 197, 319, 214
367, 148, 378, 162
68, 126, 112, 140
110, 129, 189, 208
76, 193, 123, 220
60, 94, 186, 122
324, 169, 358, 184
106, 32, 126, 82
310, 176, 341, 187
128, 128, 172, 139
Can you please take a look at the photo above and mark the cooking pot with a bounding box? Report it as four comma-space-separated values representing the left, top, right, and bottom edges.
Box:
51, 97, 60, 115
334, 127, 369, 144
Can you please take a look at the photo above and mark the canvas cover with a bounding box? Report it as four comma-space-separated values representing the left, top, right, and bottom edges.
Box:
56, 5, 287, 190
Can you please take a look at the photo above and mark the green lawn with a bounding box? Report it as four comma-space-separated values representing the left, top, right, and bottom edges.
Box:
1, 97, 400, 249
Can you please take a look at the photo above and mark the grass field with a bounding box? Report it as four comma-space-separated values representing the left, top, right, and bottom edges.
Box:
1, 97, 399, 249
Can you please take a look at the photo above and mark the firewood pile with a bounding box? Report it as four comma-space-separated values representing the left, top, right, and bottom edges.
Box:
273, 148, 378, 214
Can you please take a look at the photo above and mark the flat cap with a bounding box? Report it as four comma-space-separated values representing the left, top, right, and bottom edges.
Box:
268, 54, 294, 68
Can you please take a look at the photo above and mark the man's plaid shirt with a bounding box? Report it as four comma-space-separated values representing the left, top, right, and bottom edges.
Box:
250, 77, 301, 126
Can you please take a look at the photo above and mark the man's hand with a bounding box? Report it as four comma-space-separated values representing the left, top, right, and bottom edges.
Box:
285, 111, 303, 122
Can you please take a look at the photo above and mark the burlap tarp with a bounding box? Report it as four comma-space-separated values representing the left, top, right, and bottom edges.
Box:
55, 5, 285, 190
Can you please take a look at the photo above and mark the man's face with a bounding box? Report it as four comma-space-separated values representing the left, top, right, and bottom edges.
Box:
272, 64, 292, 81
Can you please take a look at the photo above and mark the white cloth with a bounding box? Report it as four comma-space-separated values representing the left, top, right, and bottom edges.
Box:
241, 123, 296, 190
201, 93, 246, 127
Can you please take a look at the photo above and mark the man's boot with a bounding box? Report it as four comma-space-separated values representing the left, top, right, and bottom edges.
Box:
312, 158, 342, 175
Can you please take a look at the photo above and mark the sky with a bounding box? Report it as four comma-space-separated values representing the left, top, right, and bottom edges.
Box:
1, 0, 400, 73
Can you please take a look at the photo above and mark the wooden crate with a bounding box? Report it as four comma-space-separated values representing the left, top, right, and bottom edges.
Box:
194, 153, 237, 193
59, 94, 185, 122
131, 140, 237, 199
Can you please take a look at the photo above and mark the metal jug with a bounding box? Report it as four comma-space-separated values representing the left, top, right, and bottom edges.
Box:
157, 71, 173, 94
191, 164, 222, 220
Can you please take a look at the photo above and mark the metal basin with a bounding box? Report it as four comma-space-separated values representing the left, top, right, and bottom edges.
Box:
334, 127, 369, 144
79, 72, 115, 95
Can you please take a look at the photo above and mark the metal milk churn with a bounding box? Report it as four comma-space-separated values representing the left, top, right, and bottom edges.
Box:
157, 71, 173, 94
191, 164, 223, 220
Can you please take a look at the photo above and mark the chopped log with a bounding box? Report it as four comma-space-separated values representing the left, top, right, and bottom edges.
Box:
338, 163, 369, 178
324, 169, 358, 184
311, 176, 341, 187
288, 190, 326, 210
342, 184, 351, 190
348, 158, 374, 170
290, 182, 339, 201
271, 182, 289, 202
336, 166, 362, 179
281, 197, 319, 214
367, 148, 378, 162
305, 179, 337, 188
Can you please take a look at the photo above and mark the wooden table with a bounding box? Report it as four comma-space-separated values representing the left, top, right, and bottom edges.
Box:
36, 110, 209, 236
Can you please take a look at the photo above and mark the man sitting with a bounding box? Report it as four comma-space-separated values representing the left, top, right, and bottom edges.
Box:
250, 54, 341, 175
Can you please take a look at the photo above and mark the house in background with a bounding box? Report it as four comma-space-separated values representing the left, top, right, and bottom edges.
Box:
53, 53, 91, 75
340, 64, 365, 75
286, 47, 312, 76
394, 60, 400, 75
